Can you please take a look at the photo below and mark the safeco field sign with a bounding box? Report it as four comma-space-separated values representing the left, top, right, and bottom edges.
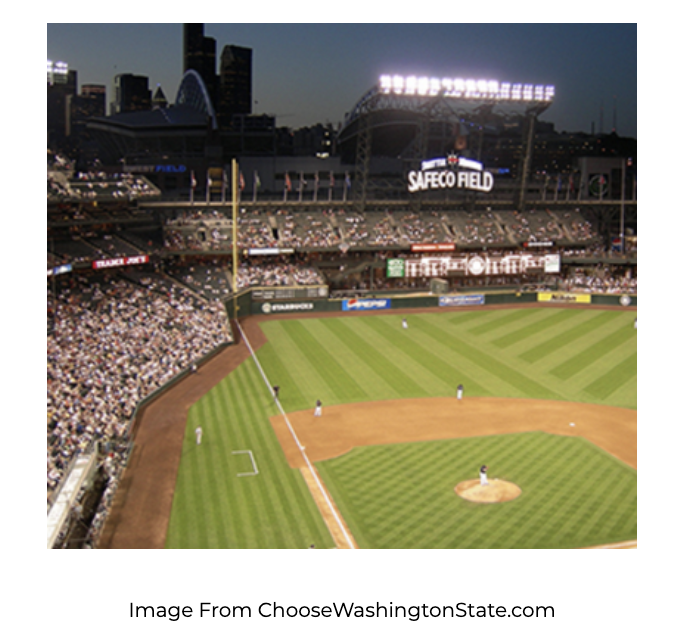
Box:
408, 154, 494, 194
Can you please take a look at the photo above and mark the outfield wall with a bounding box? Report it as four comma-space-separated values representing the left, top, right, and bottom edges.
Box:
233, 289, 637, 317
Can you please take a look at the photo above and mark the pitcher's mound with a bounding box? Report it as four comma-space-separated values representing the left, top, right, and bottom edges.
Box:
455, 479, 522, 503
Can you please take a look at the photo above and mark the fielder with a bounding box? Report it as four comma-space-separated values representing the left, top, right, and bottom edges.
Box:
457, 384, 464, 401
480, 464, 488, 486
314, 400, 322, 417
402, 317, 408, 330
195, 426, 203, 445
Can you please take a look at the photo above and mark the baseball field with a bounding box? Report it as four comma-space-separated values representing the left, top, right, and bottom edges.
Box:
160, 305, 636, 549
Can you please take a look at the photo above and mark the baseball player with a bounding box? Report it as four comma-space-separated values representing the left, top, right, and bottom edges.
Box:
480, 464, 488, 486
314, 400, 322, 417
273, 385, 280, 399
195, 426, 203, 445
402, 317, 408, 330
457, 384, 464, 401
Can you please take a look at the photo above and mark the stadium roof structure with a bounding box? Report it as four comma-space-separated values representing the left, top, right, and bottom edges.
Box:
86, 70, 218, 164
337, 75, 556, 209
338, 75, 555, 159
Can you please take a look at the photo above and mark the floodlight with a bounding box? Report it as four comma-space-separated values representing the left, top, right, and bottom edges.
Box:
405, 76, 418, 95
417, 77, 430, 96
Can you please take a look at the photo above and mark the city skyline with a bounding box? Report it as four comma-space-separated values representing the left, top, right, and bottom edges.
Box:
47, 23, 637, 138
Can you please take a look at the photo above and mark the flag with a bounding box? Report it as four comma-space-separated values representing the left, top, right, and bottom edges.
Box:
253, 171, 261, 202
239, 171, 245, 192
284, 172, 291, 202
343, 172, 351, 201
221, 167, 228, 202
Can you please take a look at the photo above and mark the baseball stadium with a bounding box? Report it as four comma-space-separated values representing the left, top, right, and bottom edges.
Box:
47, 68, 637, 550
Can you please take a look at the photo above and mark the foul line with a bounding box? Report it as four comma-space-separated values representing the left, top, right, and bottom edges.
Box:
236, 321, 356, 549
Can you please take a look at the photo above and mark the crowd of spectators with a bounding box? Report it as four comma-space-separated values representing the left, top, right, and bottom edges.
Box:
559, 266, 637, 294
47, 272, 232, 505
235, 257, 324, 289
163, 207, 607, 252
48, 170, 160, 203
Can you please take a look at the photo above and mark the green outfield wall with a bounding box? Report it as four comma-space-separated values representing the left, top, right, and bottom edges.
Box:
231, 288, 636, 318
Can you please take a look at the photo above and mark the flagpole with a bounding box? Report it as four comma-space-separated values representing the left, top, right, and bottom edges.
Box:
620, 160, 626, 253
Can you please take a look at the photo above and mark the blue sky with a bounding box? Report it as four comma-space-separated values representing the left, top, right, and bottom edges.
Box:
47, 22, 637, 137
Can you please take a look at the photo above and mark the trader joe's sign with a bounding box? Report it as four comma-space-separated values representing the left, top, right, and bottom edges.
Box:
408, 154, 494, 193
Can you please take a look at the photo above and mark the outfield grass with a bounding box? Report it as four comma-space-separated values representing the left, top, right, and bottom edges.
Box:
166, 307, 637, 548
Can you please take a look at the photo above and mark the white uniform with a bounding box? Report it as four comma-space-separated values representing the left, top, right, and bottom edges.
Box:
457, 384, 464, 401
402, 318, 408, 329
480, 465, 488, 486
195, 426, 203, 445
314, 400, 322, 417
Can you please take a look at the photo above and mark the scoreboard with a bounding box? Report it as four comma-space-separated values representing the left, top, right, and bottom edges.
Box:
387, 253, 560, 278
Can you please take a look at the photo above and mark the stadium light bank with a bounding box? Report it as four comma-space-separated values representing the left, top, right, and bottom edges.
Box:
378, 74, 555, 102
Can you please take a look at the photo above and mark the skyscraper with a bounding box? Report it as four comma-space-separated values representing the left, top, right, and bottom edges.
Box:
219, 45, 252, 128
112, 74, 151, 114
47, 62, 77, 149
183, 24, 218, 116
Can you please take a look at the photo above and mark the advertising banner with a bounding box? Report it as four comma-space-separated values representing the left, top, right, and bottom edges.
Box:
341, 298, 392, 311
92, 255, 149, 270
410, 243, 456, 253
537, 292, 591, 304
439, 294, 486, 307
261, 302, 316, 314
251, 286, 329, 301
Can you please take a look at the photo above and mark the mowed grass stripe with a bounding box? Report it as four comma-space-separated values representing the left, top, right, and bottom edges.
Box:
307, 318, 428, 400
551, 321, 636, 381
258, 322, 338, 411
416, 313, 543, 397
491, 309, 581, 349
413, 315, 560, 399
345, 316, 462, 396
465, 308, 544, 336
583, 352, 637, 401
518, 310, 617, 364
277, 320, 369, 402
362, 316, 489, 397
